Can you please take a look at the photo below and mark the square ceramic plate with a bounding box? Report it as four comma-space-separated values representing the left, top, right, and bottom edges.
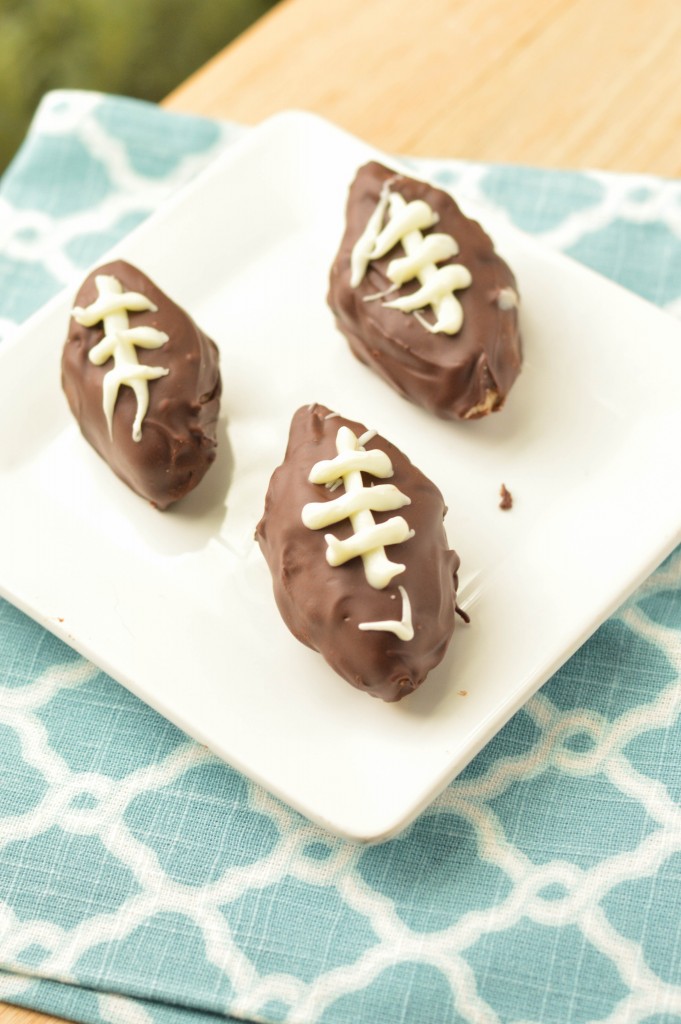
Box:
1, 112, 680, 842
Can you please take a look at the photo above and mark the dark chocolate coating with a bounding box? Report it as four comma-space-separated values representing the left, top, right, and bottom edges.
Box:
62, 260, 222, 509
328, 161, 522, 420
255, 404, 461, 701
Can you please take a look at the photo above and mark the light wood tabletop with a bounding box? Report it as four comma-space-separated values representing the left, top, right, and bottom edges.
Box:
163, 0, 681, 176
2, 1, 679, 1022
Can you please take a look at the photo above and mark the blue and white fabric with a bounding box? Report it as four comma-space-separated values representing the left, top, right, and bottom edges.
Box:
1, 90, 680, 1024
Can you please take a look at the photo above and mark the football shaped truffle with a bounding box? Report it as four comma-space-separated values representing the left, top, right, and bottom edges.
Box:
62, 260, 222, 509
255, 403, 462, 701
328, 161, 522, 420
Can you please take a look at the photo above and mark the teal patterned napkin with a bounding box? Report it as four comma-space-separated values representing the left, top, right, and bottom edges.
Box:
1, 90, 681, 1024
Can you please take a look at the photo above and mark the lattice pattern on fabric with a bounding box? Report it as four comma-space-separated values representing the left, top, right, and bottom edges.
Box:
1, 90, 680, 1024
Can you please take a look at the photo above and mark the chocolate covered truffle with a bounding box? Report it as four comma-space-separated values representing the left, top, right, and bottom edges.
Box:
62, 260, 222, 509
255, 403, 462, 701
328, 161, 522, 420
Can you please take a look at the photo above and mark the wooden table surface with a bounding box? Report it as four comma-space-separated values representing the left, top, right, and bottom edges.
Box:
164, 0, 681, 175
2, 1, 679, 1022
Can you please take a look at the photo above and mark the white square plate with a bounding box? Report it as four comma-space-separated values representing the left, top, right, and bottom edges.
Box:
1, 112, 680, 842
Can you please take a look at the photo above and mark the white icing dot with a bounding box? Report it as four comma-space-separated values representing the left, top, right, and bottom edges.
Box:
497, 286, 519, 311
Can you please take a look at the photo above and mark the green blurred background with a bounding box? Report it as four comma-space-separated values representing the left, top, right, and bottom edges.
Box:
0, 0, 277, 173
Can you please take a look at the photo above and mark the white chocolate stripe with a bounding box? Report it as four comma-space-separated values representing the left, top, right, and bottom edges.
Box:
384, 262, 472, 334
72, 289, 157, 325
370, 198, 437, 259
72, 274, 169, 443
301, 483, 411, 530
359, 585, 414, 641
387, 233, 458, 284
302, 426, 415, 592
324, 516, 413, 586
349, 186, 472, 335
102, 364, 169, 442
350, 186, 391, 287
88, 326, 169, 365
385, 263, 472, 312
385, 192, 471, 334
309, 447, 394, 484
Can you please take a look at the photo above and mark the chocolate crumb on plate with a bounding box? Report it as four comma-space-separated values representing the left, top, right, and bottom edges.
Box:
499, 483, 513, 510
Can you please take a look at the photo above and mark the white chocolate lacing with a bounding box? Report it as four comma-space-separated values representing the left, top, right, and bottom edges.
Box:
350, 184, 472, 335
73, 275, 169, 442
358, 585, 414, 641
302, 426, 414, 591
